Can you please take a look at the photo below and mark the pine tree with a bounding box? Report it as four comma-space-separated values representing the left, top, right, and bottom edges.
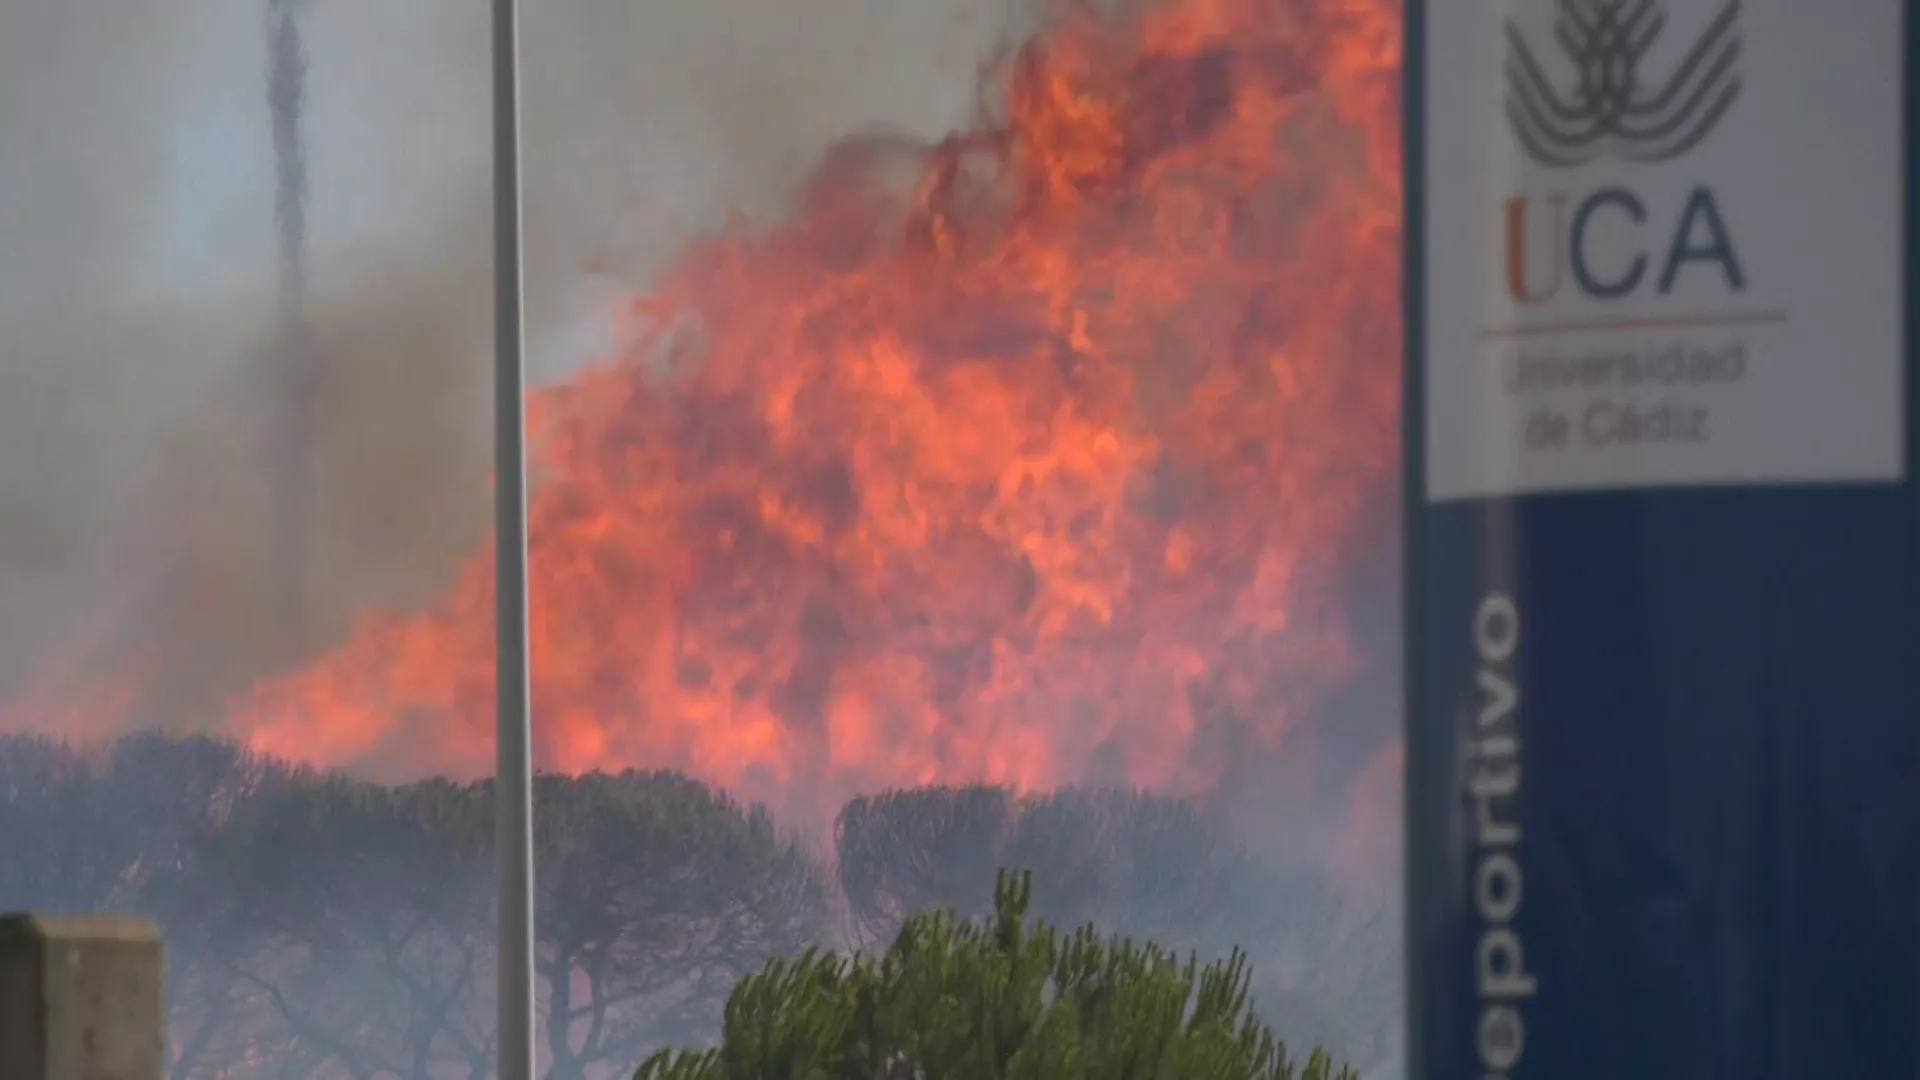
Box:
635, 868, 1356, 1080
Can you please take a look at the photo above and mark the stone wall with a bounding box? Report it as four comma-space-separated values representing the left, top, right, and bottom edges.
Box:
0, 914, 163, 1080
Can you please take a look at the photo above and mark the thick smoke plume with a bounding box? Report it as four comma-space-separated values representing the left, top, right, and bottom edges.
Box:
0, 8, 1405, 1071
0, 0, 1401, 900
266, 0, 315, 647
0, 0, 1035, 719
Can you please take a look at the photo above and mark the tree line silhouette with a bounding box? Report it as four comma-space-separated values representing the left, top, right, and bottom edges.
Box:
0, 731, 1392, 1079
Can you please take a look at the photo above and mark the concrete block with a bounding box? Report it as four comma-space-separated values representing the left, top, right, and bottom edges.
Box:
0, 914, 163, 1080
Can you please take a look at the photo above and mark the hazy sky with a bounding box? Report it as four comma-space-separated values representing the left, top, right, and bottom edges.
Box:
0, 0, 1032, 703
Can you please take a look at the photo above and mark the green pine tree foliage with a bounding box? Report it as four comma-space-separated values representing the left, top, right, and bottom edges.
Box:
634, 869, 1356, 1080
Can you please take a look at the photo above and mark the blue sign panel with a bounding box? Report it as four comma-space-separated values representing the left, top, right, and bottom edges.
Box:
1404, 2, 1920, 1078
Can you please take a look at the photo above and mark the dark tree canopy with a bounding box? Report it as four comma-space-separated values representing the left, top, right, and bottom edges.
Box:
835, 784, 1016, 943
0, 733, 306, 1079
530, 770, 835, 1080
835, 785, 1269, 952
195, 770, 496, 1080
636, 869, 1357, 1080
0, 734, 99, 913
830, 785, 1394, 1068
0, 731, 281, 915
1003, 787, 1256, 941
0, 733, 1386, 1079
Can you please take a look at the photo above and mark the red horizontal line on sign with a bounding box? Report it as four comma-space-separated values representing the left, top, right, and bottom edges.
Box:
1478, 308, 1792, 341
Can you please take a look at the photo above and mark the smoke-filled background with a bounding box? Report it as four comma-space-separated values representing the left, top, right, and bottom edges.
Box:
0, 0, 1405, 1068
3, 0, 1052, 707
0, 0, 1046, 715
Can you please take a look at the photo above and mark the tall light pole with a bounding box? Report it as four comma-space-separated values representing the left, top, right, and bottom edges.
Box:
491, 0, 536, 1077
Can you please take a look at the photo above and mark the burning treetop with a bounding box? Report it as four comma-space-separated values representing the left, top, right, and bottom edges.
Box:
42, 0, 1404, 823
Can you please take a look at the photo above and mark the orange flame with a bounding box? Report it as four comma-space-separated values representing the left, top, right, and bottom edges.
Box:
32, 0, 1404, 824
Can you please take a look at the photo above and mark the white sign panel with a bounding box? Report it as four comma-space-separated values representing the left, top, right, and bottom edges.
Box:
1424, 1, 1905, 502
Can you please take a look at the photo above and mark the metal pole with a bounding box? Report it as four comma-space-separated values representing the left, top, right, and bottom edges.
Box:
491, 0, 536, 1077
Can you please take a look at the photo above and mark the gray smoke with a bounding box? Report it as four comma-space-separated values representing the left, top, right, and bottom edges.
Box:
0, 7, 1404, 1070
265, 0, 314, 646
0, 0, 1034, 713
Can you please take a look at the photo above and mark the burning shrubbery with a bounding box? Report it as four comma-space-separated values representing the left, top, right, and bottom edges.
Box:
199, 0, 1402, 822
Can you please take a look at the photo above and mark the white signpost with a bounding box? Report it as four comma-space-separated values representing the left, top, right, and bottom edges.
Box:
1404, 4, 1920, 1079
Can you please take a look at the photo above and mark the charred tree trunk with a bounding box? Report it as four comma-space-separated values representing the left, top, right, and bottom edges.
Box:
541, 952, 587, 1080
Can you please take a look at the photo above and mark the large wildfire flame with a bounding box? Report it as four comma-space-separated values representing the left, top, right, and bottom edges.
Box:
16, 0, 1401, 822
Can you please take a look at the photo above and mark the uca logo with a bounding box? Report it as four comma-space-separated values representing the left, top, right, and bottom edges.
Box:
1505, 0, 1743, 168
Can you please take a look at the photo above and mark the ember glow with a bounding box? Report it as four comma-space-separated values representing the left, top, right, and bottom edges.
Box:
21, 0, 1402, 820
